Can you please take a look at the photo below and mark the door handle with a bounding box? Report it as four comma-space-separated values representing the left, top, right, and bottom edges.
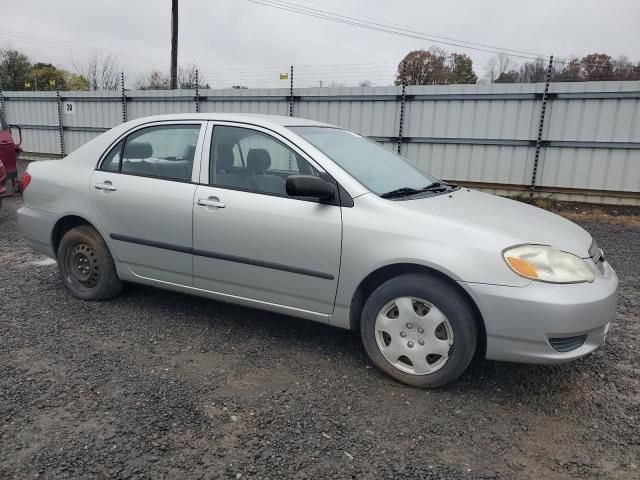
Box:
197, 197, 225, 208
95, 181, 117, 191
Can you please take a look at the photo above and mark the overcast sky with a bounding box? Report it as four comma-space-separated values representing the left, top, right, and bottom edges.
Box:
2, 0, 639, 88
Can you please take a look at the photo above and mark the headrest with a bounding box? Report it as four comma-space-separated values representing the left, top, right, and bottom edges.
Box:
247, 149, 271, 173
216, 143, 235, 171
124, 141, 153, 159
181, 144, 196, 162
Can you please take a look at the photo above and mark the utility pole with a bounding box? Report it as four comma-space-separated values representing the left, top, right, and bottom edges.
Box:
170, 0, 178, 89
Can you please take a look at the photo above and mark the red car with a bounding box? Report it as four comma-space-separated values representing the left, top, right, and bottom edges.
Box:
0, 158, 6, 214
0, 110, 21, 193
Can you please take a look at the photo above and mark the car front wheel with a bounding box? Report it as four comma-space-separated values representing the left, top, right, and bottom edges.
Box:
360, 273, 478, 388
57, 225, 123, 300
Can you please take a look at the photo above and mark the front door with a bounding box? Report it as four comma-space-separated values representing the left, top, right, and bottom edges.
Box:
192, 124, 342, 315
90, 122, 204, 285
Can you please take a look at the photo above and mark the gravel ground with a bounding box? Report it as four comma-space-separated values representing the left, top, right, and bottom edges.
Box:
1, 195, 638, 479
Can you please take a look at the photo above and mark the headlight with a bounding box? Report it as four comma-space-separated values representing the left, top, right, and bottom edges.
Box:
503, 245, 595, 284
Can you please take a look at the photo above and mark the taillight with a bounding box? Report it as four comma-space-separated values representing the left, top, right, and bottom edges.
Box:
21, 171, 32, 191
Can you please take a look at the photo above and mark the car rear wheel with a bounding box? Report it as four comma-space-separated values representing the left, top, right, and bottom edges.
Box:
57, 225, 122, 300
360, 273, 478, 388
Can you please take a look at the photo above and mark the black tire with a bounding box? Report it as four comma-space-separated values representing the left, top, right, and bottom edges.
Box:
360, 273, 478, 388
57, 225, 123, 300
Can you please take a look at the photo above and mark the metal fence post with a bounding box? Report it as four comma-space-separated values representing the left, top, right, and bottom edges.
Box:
0, 80, 5, 114
120, 72, 127, 123
397, 61, 407, 154
195, 69, 200, 113
289, 65, 294, 117
529, 55, 554, 200
56, 89, 65, 157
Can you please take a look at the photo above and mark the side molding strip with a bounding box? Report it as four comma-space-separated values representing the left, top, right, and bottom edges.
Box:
109, 233, 335, 280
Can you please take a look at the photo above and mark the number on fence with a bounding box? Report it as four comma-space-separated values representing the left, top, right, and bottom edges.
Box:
63, 102, 76, 115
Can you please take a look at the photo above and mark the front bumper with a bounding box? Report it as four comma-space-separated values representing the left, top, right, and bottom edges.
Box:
461, 259, 618, 364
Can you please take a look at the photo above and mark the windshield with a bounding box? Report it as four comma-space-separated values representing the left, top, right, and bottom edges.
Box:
289, 126, 438, 195
0, 111, 8, 131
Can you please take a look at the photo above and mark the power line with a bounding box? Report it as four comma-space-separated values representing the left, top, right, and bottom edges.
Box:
264, 0, 547, 58
0, 29, 170, 67
243, 0, 548, 60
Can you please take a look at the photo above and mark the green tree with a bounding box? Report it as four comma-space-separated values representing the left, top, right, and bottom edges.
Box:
449, 53, 477, 84
27, 63, 89, 91
0, 49, 32, 90
29, 63, 68, 91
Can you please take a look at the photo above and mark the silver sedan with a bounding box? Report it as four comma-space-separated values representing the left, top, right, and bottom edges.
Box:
17, 113, 618, 388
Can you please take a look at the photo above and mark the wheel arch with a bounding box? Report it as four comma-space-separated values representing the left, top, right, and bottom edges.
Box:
348, 263, 487, 357
51, 214, 99, 256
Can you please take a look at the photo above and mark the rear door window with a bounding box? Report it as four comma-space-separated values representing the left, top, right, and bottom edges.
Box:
100, 124, 201, 182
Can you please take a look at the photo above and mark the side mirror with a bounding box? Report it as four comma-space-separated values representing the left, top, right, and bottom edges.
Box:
9, 124, 22, 149
286, 175, 335, 200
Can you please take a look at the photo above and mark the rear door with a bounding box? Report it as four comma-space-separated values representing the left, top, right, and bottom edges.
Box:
192, 123, 342, 315
90, 121, 205, 285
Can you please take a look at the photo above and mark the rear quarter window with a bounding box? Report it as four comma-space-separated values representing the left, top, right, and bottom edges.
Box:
101, 140, 124, 172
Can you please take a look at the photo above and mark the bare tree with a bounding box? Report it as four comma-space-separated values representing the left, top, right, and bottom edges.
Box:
134, 70, 170, 90
74, 52, 120, 91
178, 63, 209, 89
395, 47, 449, 85
134, 64, 209, 90
485, 53, 517, 83
518, 58, 547, 83
581, 53, 613, 81
394, 48, 477, 85
358, 80, 372, 87
612, 55, 636, 80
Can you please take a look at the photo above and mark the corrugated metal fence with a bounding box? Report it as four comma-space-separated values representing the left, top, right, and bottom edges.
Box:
1, 81, 639, 205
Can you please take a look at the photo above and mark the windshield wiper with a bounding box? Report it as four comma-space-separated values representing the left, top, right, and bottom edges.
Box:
423, 181, 451, 191
381, 182, 451, 199
380, 187, 425, 199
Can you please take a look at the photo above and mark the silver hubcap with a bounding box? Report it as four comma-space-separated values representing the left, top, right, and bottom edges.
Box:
375, 297, 453, 375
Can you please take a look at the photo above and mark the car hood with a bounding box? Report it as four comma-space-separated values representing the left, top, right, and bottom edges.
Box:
397, 188, 592, 258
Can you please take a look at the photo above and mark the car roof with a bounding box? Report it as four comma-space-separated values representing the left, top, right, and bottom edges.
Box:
126, 113, 339, 130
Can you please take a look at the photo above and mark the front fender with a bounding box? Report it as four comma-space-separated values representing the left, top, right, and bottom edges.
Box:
333, 194, 529, 323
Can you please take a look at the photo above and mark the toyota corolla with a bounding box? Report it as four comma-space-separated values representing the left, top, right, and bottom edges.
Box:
17, 114, 618, 388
